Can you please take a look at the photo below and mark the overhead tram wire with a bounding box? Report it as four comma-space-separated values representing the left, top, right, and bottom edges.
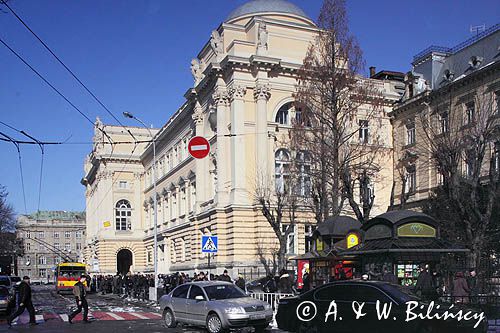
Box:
19, 130, 44, 214
0, 36, 114, 146
0, 0, 138, 143
0, 131, 28, 214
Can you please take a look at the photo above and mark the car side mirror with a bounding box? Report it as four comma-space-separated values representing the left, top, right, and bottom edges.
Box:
195, 295, 205, 301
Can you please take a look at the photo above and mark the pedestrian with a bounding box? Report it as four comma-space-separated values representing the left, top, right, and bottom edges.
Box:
467, 269, 479, 304
301, 270, 311, 294
219, 270, 232, 282
414, 265, 435, 301
381, 267, 398, 285
452, 271, 470, 304
7, 276, 37, 327
235, 274, 246, 291
68, 275, 90, 324
279, 269, 292, 293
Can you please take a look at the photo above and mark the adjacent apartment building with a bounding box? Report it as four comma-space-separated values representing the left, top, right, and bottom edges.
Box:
82, 0, 403, 275
16, 211, 86, 283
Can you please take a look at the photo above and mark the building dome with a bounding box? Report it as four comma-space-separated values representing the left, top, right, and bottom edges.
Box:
226, 0, 312, 23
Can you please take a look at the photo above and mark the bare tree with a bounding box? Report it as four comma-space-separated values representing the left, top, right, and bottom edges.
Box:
254, 171, 299, 273
0, 185, 16, 233
255, 236, 278, 277
419, 89, 500, 268
292, 0, 384, 224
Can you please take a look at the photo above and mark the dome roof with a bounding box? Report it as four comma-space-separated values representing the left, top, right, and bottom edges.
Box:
226, 0, 311, 22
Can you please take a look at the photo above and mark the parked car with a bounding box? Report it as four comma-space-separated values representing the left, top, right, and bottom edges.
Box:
0, 276, 12, 295
159, 281, 273, 333
0, 286, 13, 314
276, 280, 488, 333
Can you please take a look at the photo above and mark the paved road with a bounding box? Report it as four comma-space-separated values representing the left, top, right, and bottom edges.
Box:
0, 285, 283, 333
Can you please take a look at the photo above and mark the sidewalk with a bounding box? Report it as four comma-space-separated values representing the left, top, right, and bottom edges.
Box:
93, 292, 159, 310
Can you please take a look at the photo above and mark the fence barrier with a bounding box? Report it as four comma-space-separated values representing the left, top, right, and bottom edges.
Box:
248, 292, 294, 327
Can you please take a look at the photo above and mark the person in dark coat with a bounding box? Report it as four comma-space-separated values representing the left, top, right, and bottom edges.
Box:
68, 275, 90, 323
467, 269, 479, 304
219, 270, 232, 283
279, 269, 292, 293
7, 276, 36, 326
235, 274, 246, 291
381, 268, 399, 285
414, 266, 435, 301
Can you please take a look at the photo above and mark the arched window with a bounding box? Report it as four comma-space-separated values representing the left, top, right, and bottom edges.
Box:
296, 151, 311, 196
275, 149, 291, 193
115, 200, 132, 231
275, 102, 292, 125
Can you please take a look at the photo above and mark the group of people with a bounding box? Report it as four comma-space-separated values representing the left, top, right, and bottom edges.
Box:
7, 274, 90, 327
91, 273, 154, 300
160, 270, 247, 294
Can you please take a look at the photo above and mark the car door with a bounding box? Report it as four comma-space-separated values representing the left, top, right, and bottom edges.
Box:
171, 284, 190, 322
186, 285, 208, 325
313, 284, 354, 332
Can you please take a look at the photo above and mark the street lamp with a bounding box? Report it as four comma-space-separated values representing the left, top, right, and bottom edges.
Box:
123, 112, 159, 297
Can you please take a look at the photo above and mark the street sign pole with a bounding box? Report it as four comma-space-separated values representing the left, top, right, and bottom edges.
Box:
208, 254, 211, 281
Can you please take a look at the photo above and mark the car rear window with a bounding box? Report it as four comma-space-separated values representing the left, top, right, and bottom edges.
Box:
204, 284, 246, 300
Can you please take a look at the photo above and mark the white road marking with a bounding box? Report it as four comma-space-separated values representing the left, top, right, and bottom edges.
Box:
190, 144, 207, 151
106, 312, 125, 320
59, 314, 69, 322
149, 312, 162, 317
129, 312, 149, 319
35, 315, 44, 323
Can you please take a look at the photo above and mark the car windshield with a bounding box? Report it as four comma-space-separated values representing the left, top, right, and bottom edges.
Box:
204, 284, 247, 300
0, 278, 10, 287
383, 284, 420, 303
0, 287, 9, 296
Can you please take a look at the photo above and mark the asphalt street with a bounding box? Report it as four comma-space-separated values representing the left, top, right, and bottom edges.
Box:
0, 285, 282, 333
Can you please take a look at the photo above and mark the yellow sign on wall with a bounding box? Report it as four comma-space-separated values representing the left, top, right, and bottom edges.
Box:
103, 221, 111, 228
316, 238, 324, 251
346, 233, 359, 248
397, 223, 436, 237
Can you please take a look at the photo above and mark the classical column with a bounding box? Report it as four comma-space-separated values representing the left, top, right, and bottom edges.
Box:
213, 91, 230, 206
229, 85, 247, 204
254, 84, 271, 180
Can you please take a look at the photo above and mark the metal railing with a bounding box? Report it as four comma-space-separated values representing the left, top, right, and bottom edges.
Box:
248, 292, 294, 327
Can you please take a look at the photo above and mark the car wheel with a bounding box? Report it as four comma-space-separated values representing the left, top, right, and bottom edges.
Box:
254, 324, 269, 332
163, 308, 177, 328
206, 313, 225, 333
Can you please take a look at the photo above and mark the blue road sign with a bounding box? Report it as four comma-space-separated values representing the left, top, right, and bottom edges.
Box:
201, 235, 218, 253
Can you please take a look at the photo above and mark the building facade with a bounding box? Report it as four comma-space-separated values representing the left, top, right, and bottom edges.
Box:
16, 211, 86, 283
82, 0, 402, 276
390, 25, 500, 207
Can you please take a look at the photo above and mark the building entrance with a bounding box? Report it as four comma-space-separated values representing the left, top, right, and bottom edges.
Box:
117, 249, 133, 274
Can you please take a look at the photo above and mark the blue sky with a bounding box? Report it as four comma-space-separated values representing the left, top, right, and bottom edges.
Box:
0, 0, 498, 215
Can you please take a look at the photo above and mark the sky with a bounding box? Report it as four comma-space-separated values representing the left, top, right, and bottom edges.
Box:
0, 0, 498, 215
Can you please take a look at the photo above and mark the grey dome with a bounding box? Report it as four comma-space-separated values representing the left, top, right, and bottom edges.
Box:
227, 0, 311, 22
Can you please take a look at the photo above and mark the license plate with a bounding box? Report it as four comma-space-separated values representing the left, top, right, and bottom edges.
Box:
251, 314, 265, 320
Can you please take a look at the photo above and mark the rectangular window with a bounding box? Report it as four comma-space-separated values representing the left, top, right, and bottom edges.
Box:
359, 120, 369, 144
54, 243, 60, 249
465, 101, 475, 124
305, 225, 316, 253
440, 112, 449, 134
281, 224, 295, 255
405, 165, 416, 194
65, 231, 71, 238
38, 256, 46, 265
147, 250, 152, 264
38, 231, 44, 238
25, 231, 31, 239
25, 242, 31, 251
494, 142, 500, 172
75, 231, 82, 239
54, 232, 59, 239
437, 170, 444, 186
76, 243, 82, 250
39, 268, 46, 278
406, 122, 416, 145
119, 181, 128, 189
54, 257, 61, 264
64, 243, 71, 251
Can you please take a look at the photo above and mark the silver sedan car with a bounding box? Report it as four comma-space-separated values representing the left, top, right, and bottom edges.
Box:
159, 281, 273, 333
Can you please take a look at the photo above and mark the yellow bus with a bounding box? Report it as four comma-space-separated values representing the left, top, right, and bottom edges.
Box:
54, 262, 88, 293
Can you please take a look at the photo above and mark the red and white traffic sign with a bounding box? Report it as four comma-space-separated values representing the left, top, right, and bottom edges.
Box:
188, 136, 210, 159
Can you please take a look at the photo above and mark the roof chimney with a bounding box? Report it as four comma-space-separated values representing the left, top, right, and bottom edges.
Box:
369, 66, 376, 78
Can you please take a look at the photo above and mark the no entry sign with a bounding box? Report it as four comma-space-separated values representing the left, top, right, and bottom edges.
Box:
188, 136, 210, 159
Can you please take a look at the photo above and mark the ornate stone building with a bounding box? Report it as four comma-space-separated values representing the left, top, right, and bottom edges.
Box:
82, 0, 402, 275
17, 211, 86, 283
390, 25, 499, 207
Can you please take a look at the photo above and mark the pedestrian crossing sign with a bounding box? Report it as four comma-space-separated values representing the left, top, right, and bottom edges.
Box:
201, 235, 218, 253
